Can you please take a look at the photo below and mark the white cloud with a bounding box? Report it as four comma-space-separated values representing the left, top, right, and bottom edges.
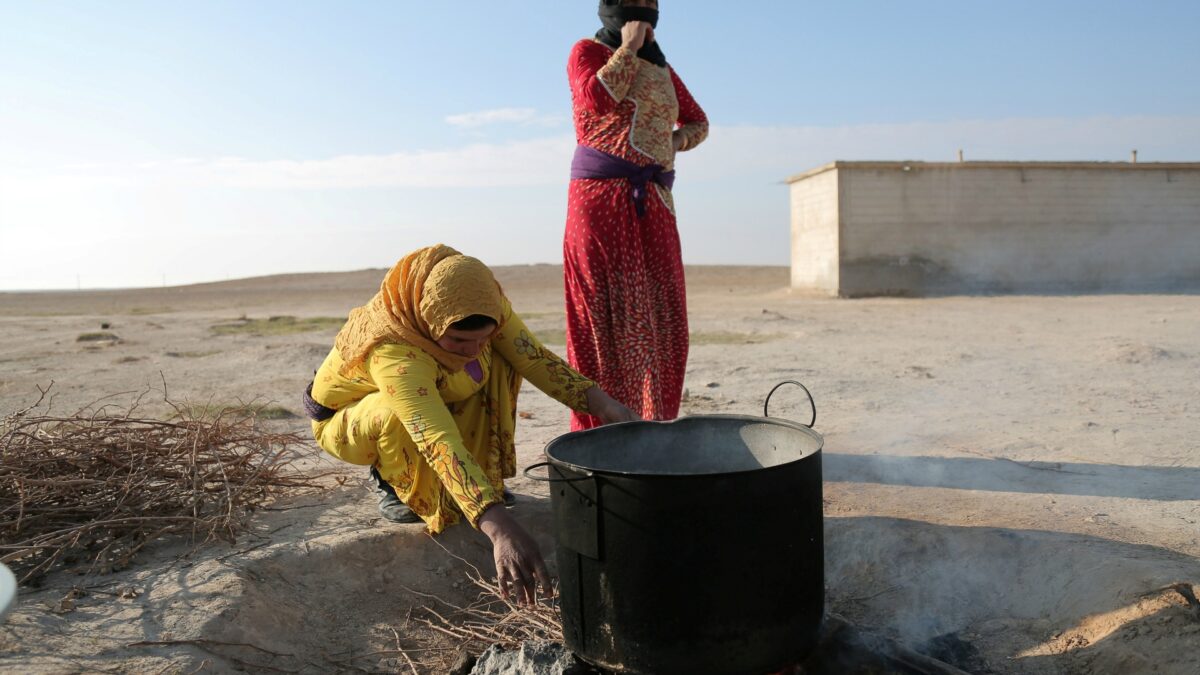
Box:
5, 114, 1196, 195
0, 136, 577, 191
11, 112, 1200, 194
445, 107, 564, 129
201, 137, 576, 188
686, 115, 1200, 183
4, 113, 1200, 288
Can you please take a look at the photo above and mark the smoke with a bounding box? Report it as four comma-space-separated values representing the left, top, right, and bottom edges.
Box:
823, 517, 1200, 648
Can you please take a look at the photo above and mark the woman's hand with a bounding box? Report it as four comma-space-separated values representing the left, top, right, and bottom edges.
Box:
672, 130, 686, 152
620, 20, 653, 51
585, 386, 642, 424
478, 505, 551, 606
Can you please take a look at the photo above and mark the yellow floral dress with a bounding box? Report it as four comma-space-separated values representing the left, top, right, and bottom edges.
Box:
310, 300, 593, 533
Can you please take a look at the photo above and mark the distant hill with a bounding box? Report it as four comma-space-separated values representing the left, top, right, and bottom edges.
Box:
0, 265, 789, 317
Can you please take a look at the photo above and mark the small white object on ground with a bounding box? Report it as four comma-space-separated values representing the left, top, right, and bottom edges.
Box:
0, 563, 15, 622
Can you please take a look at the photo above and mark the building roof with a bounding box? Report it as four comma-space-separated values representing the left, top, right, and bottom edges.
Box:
784, 160, 1200, 184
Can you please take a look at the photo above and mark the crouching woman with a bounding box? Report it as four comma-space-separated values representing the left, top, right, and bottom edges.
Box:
304, 244, 637, 603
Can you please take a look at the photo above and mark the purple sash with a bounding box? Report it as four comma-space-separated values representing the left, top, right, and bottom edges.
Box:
570, 145, 675, 216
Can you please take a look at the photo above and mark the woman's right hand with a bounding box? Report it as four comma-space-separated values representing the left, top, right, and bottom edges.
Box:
620, 20, 653, 51
478, 505, 552, 606
585, 386, 642, 424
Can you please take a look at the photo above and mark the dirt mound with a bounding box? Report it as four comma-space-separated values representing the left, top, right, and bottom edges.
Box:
1101, 341, 1186, 364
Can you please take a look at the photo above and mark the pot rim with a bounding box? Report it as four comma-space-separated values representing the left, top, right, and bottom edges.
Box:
542, 413, 825, 479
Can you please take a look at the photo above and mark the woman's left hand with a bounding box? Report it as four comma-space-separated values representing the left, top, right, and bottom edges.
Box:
672, 130, 686, 152
585, 386, 642, 424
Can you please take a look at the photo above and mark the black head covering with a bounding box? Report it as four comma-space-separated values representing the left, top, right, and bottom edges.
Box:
595, 0, 667, 67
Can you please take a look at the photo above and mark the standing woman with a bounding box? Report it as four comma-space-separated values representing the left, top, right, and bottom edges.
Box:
564, 0, 708, 430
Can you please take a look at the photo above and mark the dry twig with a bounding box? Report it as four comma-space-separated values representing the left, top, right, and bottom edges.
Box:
336, 548, 564, 674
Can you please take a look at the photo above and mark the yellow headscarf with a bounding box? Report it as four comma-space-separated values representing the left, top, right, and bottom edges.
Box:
334, 244, 506, 375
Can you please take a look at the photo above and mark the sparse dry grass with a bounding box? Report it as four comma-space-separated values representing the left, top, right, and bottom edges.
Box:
690, 331, 785, 345
76, 332, 120, 343
211, 316, 344, 336
533, 328, 566, 345
527, 329, 786, 347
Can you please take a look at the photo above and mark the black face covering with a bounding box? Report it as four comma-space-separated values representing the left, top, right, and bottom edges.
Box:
595, 1, 667, 67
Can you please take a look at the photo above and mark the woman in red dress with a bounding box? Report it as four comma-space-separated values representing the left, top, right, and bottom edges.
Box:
564, 0, 709, 430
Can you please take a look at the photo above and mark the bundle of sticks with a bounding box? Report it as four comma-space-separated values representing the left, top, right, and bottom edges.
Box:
410, 572, 562, 650
381, 545, 563, 674
0, 385, 320, 585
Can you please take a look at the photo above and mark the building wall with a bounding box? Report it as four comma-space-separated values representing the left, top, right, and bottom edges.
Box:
789, 162, 1200, 296
788, 168, 840, 294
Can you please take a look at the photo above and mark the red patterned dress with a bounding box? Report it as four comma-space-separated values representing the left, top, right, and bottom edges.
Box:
564, 38, 709, 430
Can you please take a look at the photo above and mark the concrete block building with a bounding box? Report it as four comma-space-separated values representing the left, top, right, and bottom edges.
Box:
786, 161, 1200, 296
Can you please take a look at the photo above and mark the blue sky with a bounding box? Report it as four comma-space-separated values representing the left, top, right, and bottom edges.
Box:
2, 1, 1198, 289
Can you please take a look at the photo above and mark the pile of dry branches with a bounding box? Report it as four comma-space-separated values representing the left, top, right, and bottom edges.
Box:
0, 385, 321, 585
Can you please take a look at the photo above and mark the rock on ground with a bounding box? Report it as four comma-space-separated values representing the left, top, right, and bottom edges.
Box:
470, 641, 591, 675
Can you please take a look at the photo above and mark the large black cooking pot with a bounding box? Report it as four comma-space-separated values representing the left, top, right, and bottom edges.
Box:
526, 382, 824, 675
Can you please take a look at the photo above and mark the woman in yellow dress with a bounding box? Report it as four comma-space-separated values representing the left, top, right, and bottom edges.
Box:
305, 244, 637, 603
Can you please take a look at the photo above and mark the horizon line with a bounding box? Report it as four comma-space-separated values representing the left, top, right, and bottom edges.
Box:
0, 261, 791, 294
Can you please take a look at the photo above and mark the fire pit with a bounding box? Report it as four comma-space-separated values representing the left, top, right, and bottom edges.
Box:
463, 617, 975, 675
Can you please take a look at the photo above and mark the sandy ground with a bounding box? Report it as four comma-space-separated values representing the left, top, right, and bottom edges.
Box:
0, 265, 1197, 674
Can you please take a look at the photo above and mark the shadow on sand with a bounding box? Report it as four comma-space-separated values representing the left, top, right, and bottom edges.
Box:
185, 499, 1199, 673
825, 453, 1200, 501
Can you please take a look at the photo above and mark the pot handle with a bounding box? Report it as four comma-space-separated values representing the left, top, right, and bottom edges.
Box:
523, 461, 595, 482
526, 462, 601, 559
764, 380, 817, 428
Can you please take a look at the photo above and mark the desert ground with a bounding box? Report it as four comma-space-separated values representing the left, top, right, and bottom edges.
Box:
0, 264, 1197, 674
